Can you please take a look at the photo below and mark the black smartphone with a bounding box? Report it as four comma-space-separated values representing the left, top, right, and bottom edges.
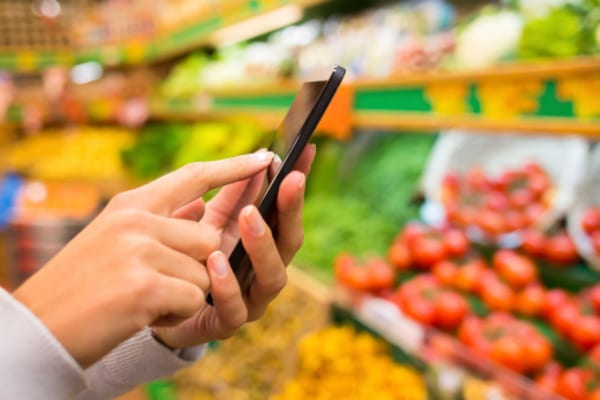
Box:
206, 65, 346, 305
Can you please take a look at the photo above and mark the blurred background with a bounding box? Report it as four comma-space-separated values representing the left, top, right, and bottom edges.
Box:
0, 0, 600, 399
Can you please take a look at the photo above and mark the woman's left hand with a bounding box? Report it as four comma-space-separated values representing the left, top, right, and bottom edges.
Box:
153, 144, 315, 348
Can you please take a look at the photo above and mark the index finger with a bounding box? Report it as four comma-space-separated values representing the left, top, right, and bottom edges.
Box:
122, 151, 274, 215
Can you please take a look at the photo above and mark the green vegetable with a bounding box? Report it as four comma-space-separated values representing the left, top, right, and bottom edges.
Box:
518, 7, 596, 59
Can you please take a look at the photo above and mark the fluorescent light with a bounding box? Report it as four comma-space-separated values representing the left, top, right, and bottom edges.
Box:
211, 5, 303, 47
70, 62, 103, 85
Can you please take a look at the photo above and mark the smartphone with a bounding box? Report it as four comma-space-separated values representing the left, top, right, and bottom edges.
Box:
206, 65, 346, 305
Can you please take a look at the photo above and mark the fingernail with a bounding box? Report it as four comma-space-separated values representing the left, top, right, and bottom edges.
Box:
211, 252, 229, 277
243, 206, 265, 236
254, 150, 273, 163
296, 173, 305, 190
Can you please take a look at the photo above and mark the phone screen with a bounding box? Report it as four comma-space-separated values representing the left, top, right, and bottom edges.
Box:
206, 65, 345, 305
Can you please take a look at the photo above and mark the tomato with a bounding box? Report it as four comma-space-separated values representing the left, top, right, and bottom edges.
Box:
542, 289, 571, 320
590, 389, 600, 400
484, 192, 509, 211
550, 303, 579, 337
434, 291, 469, 330
475, 209, 506, 235
591, 231, 600, 254
410, 235, 447, 269
528, 173, 550, 197
400, 222, 428, 245
535, 362, 563, 395
388, 242, 412, 270
588, 285, 600, 314
442, 229, 469, 258
545, 232, 579, 265
504, 209, 528, 232
489, 335, 527, 373
525, 336, 553, 373
556, 368, 593, 400
492, 250, 538, 289
515, 284, 546, 317
570, 315, 600, 351
509, 187, 535, 209
402, 296, 436, 326
432, 260, 458, 286
466, 167, 488, 191
524, 203, 546, 226
454, 260, 486, 293
521, 229, 547, 257
366, 258, 395, 291
482, 281, 515, 312
582, 207, 600, 235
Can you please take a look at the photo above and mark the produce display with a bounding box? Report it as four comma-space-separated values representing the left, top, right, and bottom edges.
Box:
273, 326, 428, 400
581, 207, 600, 255
3, 127, 135, 182
121, 119, 271, 180
171, 273, 330, 400
440, 161, 552, 239
335, 213, 600, 399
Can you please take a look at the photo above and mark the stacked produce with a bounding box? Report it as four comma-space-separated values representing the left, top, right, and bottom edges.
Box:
273, 326, 428, 400
3, 127, 135, 182
581, 207, 600, 256
121, 119, 271, 181
171, 277, 329, 400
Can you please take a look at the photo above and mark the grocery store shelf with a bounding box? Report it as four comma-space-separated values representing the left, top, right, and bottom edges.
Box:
0, 0, 324, 71
150, 57, 600, 137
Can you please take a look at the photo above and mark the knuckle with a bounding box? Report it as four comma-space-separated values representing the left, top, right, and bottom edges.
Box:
263, 272, 288, 294
109, 190, 138, 210
115, 209, 150, 232
222, 309, 248, 332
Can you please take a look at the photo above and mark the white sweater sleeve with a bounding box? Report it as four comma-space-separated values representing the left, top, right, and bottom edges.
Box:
74, 328, 206, 400
0, 288, 206, 400
0, 288, 87, 400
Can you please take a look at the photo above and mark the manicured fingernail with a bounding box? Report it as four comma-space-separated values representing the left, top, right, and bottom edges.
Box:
254, 149, 273, 162
211, 252, 229, 277
243, 206, 265, 236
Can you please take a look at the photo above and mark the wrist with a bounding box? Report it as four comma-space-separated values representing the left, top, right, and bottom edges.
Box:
150, 328, 179, 351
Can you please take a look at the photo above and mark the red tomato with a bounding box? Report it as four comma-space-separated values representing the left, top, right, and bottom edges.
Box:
466, 167, 488, 191
515, 284, 546, 317
545, 232, 579, 265
590, 389, 600, 400
582, 207, 600, 235
570, 315, 600, 351
432, 260, 458, 286
542, 289, 571, 320
442, 229, 469, 258
454, 260, 486, 293
434, 291, 469, 330
524, 203, 546, 226
410, 235, 447, 269
525, 336, 553, 373
489, 335, 527, 373
482, 281, 515, 312
591, 231, 600, 254
400, 223, 428, 245
588, 285, 600, 314
556, 368, 593, 400
528, 173, 550, 197
550, 303, 579, 338
535, 362, 563, 395
475, 209, 506, 235
521, 229, 547, 257
504, 209, 528, 232
484, 192, 509, 211
492, 250, 538, 289
458, 316, 484, 348
509, 188, 535, 209
402, 297, 436, 326
388, 242, 412, 270
366, 258, 396, 291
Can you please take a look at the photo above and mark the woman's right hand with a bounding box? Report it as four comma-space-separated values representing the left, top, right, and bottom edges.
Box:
12, 151, 274, 368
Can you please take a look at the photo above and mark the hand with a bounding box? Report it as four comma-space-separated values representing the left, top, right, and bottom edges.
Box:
153, 144, 316, 348
12, 151, 274, 367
